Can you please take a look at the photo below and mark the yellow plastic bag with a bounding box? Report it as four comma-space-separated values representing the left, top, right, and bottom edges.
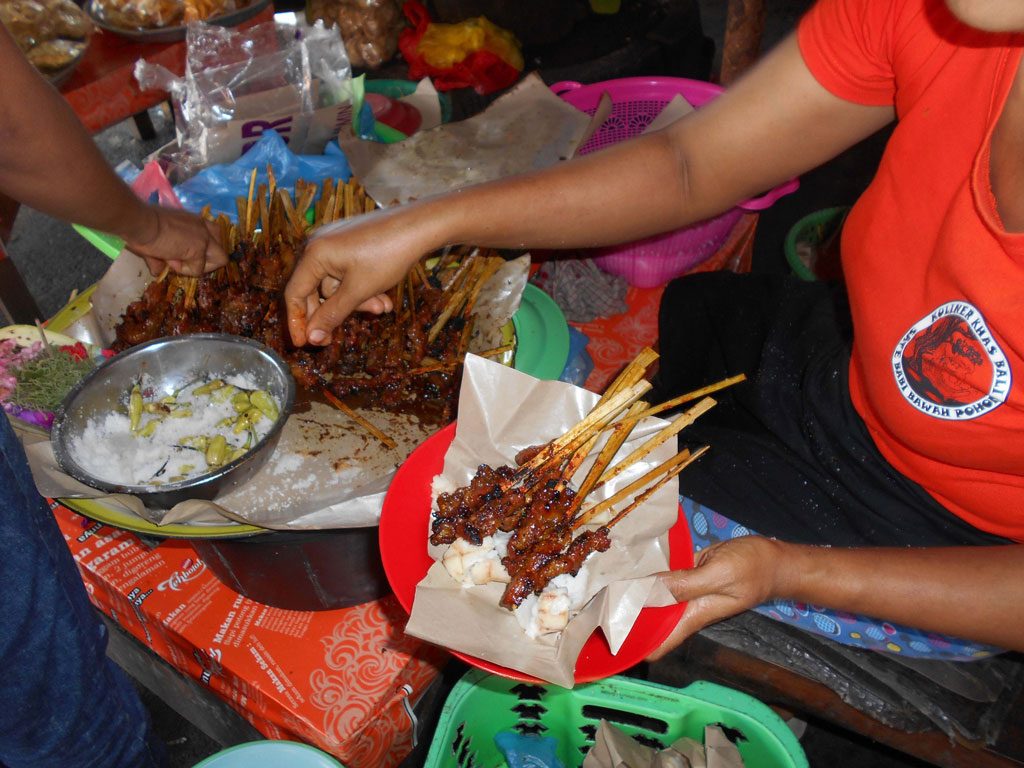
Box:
417, 15, 523, 71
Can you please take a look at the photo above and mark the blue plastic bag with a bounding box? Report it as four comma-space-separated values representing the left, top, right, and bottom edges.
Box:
494, 731, 564, 768
559, 326, 594, 387
174, 130, 352, 221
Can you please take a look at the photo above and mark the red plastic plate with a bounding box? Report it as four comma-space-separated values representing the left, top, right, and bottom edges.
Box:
379, 422, 693, 684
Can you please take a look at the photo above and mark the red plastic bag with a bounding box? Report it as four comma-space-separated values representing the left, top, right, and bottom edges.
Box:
131, 162, 184, 209
398, 1, 521, 95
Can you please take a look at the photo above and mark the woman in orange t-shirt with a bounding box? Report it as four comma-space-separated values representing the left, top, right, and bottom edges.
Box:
283, 0, 1024, 658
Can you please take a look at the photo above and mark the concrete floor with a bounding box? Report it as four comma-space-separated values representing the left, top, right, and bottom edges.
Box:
6, 1, 933, 765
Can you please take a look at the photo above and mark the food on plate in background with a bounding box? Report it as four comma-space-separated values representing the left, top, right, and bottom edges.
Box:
68, 374, 281, 486
0, 0, 90, 74
305, 0, 402, 69
91, 0, 248, 30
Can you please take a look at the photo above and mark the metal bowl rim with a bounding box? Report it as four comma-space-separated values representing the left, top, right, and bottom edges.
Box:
52, 333, 295, 499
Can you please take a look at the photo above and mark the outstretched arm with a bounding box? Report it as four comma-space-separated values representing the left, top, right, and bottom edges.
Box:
284, 33, 894, 345
0, 25, 225, 275
649, 536, 1024, 658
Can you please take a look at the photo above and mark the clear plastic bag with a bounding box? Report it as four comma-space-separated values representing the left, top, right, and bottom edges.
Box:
135, 17, 353, 178
305, 0, 403, 70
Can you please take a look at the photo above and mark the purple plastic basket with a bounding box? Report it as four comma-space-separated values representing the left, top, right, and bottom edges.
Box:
553, 77, 798, 287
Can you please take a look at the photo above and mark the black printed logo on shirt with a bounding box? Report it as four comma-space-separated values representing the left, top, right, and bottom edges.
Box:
892, 301, 1011, 420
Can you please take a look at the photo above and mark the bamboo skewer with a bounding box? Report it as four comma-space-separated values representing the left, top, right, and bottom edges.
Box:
514, 383, 651, 482
602, 446, 710, 530
331, 180, 345, 222
633, 374, 747, 420
568, 401, 647, 515
478, 343, 514, 359
428, 259, 484, 342
573, 446, 708, 530
596, 397, 716, 489
603, 347, 659, 400
321, 389, 397, 449
266, 164, 277, 200
245, 167, 258, 238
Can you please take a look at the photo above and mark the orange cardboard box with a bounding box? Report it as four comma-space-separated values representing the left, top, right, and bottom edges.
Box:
52, 502, 446, 767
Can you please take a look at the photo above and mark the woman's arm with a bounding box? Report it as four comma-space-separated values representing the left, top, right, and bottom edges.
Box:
284, 32, 894, 345
649, 536, 1024, 658
0, 26, 225, 275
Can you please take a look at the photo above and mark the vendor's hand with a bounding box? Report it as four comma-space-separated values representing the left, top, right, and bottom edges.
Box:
123, 206, 228, 277
284, 210, 431, 347
647, 536, 790, 660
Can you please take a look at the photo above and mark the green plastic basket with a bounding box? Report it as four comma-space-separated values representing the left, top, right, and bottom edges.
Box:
424, 670, 808, 768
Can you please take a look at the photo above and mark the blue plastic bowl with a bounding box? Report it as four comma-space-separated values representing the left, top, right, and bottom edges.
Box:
193, 741, 344, 768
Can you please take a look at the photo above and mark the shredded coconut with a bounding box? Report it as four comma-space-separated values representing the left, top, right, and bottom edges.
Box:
70, 375, 278, 487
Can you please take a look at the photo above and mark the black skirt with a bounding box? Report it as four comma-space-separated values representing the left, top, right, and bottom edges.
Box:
652, 271, 1008, 548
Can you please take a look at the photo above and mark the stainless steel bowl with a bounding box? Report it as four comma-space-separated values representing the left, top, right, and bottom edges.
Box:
51, 334, 295, 510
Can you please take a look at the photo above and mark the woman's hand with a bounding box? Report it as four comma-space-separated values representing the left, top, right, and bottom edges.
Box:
647, 535, 791, 660
283, 208, 436, 347
123, 207, 228, 277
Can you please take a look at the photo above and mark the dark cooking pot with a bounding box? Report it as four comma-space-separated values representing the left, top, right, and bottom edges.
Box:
190, 526, 390, 611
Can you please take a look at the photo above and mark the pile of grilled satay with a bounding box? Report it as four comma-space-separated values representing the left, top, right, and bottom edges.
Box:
431, 347, 745, 614
113, 170, 512, 444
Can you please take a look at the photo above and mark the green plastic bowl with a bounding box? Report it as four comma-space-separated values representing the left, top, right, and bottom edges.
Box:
783, 206, 850, 281
425, 669, 808, 768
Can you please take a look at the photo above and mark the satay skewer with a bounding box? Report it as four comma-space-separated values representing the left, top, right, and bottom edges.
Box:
573, 445, 708, 529
440, 248, 479, 292
602, 446, 710, 530
633, 374, 747, 420
596, 397, 716, 489
514, 383, 651, 481
331, 179, 345, 222
245, 167, 258, 238
266, 164, 277, 199
603, 347, 659, 400
428, 259, 485, 342
321, 389, 397, 449
568, 401, 648, 513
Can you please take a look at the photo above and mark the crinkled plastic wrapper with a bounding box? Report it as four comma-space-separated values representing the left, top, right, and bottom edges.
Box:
22, 253, 528, 530
134, 18, 354, 178
405, 355, 679, 687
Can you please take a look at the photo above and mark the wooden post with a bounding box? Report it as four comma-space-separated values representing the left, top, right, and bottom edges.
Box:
720, 0, 766, 85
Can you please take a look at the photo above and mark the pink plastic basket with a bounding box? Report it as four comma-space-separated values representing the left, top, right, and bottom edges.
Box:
553, 77, 799, 287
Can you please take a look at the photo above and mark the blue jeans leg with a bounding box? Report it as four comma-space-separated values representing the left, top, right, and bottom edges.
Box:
0, 416, 165, 768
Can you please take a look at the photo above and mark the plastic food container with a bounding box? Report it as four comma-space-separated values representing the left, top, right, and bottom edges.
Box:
553, 77, 799, 287
424, 668, 809, 767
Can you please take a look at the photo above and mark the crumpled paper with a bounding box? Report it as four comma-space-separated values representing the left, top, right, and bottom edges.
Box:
583, 721, 744, 768
25, 251, 528, 530
338, 72, 596, 207
404, 355, 680, 687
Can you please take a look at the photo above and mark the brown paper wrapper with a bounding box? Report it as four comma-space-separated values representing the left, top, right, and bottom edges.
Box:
404, 355, 678, 687
583, 721, 744, 768
338, 72, 597, 208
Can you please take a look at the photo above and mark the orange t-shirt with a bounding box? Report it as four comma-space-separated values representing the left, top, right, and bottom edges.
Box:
798, 0, 1024, 541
